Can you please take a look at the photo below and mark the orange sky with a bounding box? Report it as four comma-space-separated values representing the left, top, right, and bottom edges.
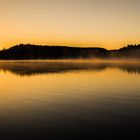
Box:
0, 0, 140, 50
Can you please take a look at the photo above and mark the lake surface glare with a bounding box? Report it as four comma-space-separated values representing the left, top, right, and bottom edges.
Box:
0, 60, 140, 139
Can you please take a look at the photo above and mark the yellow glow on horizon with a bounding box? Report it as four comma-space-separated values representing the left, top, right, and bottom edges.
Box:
1, 39, 140, 50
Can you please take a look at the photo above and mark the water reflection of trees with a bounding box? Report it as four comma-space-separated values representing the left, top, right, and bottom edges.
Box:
0, 61, 140, 76
116, 64, 140, 74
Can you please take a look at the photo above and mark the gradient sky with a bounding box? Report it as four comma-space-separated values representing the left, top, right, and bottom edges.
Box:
0, 0, 140, 49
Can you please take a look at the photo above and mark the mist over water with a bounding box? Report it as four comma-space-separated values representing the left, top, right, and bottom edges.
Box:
0, 60, 140, 139
0, 59, 140, 75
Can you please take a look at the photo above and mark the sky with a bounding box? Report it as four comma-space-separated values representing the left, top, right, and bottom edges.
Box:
0, 0, 140, 50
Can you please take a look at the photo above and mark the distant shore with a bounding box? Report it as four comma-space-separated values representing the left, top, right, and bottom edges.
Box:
0, 44, 140, 60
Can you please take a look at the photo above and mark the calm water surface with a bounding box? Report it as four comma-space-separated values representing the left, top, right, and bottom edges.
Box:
0, 61, 140, 139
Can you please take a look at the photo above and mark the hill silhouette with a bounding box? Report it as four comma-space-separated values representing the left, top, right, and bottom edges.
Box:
111, 44, 140, 58
0, 44, 140, 59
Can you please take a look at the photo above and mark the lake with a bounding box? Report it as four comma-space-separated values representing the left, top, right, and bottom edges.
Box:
0, 60, 140, 139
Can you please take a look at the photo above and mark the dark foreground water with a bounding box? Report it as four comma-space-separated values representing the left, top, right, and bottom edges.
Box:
0, 60, 140, 139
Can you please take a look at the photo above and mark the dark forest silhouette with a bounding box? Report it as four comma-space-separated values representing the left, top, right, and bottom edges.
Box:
0, 44, 140, 59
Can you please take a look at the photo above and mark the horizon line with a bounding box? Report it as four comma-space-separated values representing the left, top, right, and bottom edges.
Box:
1, 43, 140, 51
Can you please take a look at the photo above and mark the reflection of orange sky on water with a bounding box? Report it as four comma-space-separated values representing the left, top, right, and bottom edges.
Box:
0, 67, 140, 118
